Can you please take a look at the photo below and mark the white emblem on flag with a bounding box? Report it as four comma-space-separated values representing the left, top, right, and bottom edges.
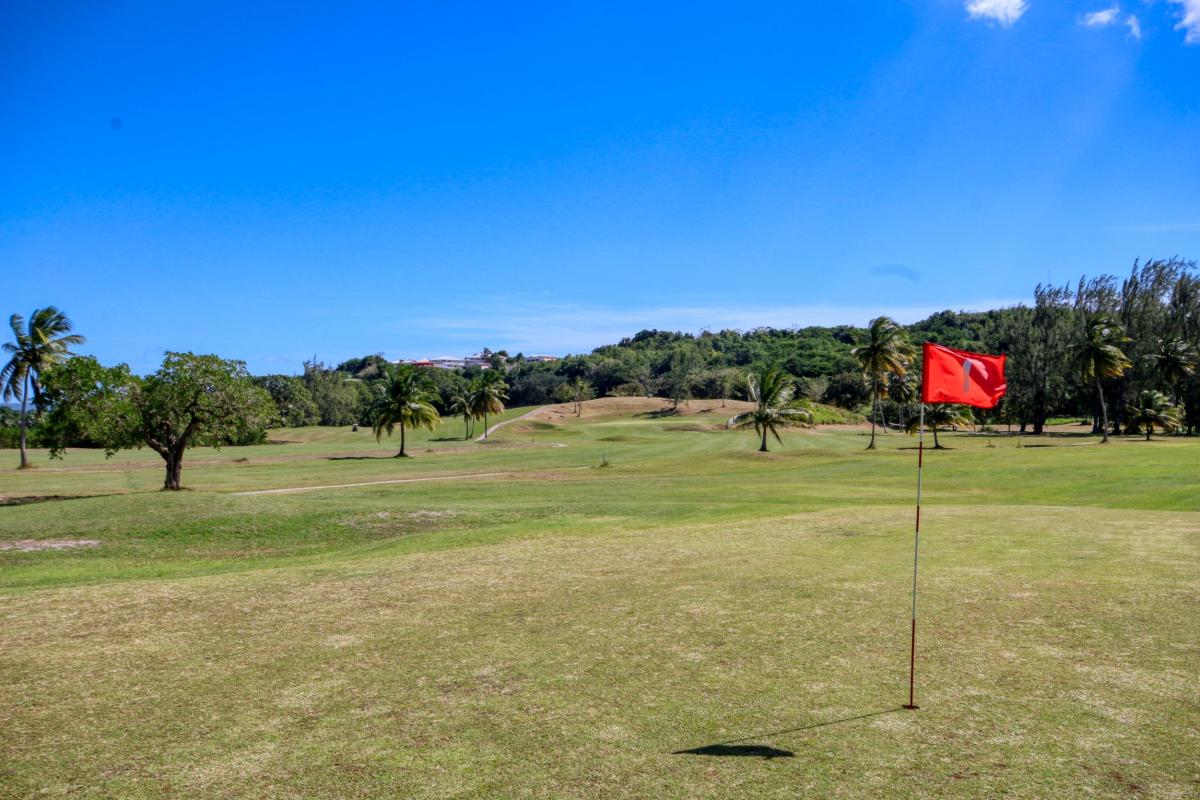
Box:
962, 358, 987, 393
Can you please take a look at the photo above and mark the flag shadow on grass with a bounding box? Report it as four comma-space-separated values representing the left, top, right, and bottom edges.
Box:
673, 707, 903, 760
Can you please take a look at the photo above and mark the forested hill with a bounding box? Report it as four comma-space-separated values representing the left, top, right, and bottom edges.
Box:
251, 258, 1198, 437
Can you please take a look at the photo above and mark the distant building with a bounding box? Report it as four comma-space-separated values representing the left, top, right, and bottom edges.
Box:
525, 354, 558, 363
430, 356, 466, 370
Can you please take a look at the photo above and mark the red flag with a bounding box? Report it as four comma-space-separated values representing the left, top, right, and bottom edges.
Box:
921, 342, 1007, 408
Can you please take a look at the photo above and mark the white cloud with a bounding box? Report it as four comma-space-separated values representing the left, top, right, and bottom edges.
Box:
1125, 14, 1142, 39
1081, 6, 1120, 27
965, 0, 1029, 26
1168, 0, 1200, 43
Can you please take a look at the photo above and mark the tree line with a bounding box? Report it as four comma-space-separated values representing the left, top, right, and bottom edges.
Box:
4, 256, 1196, 485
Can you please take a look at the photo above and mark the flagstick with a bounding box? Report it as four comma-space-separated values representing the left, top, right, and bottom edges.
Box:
905, 402, 924, 710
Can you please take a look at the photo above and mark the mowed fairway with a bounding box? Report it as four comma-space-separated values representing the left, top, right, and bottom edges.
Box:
1, 399, 1197, 799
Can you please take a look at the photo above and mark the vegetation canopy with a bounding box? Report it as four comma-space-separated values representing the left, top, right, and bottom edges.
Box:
41, 352, 273, 489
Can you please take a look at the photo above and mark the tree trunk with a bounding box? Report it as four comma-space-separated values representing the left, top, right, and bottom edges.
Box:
163, 448, 184, 490
397, 421, 407, 457
759, 427, 769, 452
1097, 374, 1110, 444
933, 426, 941, 449
483, 410, 488, 438
1145, 427, 1151, 441
17, 372, 30, 469
866, 378, 877, 450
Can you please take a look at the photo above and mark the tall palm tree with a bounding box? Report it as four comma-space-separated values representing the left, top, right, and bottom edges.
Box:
852, 316, 913, 450
1144, 337, 1197, 404
1071, 314, 1132, 443
1, 307, 85, 469
726, 366, 813, 452
1125, 390, 1180, 440
471, 370, 508, 439
449, 390, 473, 440
905, 404, 973, 449
372, 365, 440, 457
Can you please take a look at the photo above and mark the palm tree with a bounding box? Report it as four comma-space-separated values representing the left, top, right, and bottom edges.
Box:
372, 365, 440, 457
888, 372, 917, 431
449, 390, 473, 440
726, 366, 813, 452
905, 404, 973, 449
1, 307, 85, 469
852, 316, 913, 450
1144, 337, 1197, 403
1125, 390, 1180, 440
471, 370, 508, 439
1071, 314, 1132, 443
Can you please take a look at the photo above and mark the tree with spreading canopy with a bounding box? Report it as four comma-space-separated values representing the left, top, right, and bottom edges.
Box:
41, 352, 273, 489
1, 307, 85, 469
726, 365, 813, 452
372, 364, 440, 457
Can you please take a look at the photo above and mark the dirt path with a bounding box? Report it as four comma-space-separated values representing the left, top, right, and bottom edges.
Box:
475, 406, 544, 442
232, 472, 511, 496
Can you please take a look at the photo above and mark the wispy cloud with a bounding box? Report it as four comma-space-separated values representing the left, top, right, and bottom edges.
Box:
392, 298, 1023, 358
1121, 222, 1200, 233
965, 0, 1030, 26
870, 264, 922, 283
1168, 0, 1200, 43
1081, 5, 1120, 27
1125, 14, 1142, 39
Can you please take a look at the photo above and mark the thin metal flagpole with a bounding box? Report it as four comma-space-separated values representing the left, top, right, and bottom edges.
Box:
904, 402, 925, 710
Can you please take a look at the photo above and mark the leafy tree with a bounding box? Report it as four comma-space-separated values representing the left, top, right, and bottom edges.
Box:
905, 404, 973, 449
41, 353, 273, 489
664, 343, 700, 410
254, 375, 320, 427
1072, 314, 1132, 443
1125, 390, 1180, 440
851, 316, 913, 450
990, 287, 1076, 434
302, 359, 367, 426
555, 376, 595, 416
1, 307, 85, 469
372, 364, 440, 457
726, 366, 813, 452
823, 370, 870, 410
470, 370, 508, 438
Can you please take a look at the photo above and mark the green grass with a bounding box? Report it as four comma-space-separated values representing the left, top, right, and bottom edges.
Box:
1, 401, 1197, 798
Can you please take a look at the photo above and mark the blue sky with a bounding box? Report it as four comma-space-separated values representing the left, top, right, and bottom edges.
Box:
3, 1, 1199, 374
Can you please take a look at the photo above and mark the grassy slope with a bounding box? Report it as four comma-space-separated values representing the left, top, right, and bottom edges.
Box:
0, 399, 1197, 798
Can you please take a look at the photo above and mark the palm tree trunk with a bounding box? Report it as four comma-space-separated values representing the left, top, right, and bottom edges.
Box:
17, 372, 30, 469
933, 425, 941, 449
1097, 374, 1110, 444
483, 410, 488, 439
398, 421, 407, 457
866, 378, 877, 450
760, 427, 768, 452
